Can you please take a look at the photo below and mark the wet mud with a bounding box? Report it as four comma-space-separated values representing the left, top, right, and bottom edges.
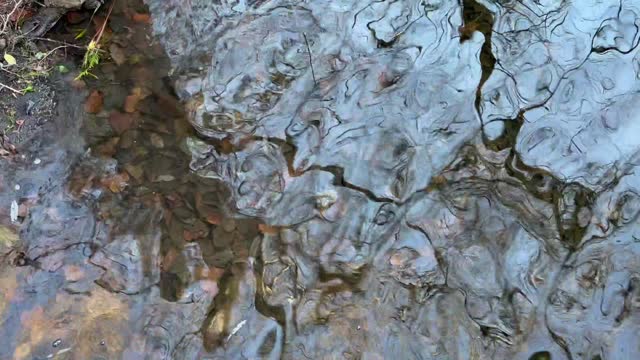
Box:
1, 0, 640, 359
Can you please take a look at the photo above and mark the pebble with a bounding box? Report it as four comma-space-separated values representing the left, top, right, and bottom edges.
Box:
154, 174, 175, 182
150, 133, 165, 148
221, 218, 237, 232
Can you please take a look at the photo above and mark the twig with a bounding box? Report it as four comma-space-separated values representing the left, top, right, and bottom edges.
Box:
30, 37, 86, 49
95, 0, 116, 45
37, 45, 75, 62
0, 0, 24, 35
0, 82, 22, 95
302, 33, 317, 86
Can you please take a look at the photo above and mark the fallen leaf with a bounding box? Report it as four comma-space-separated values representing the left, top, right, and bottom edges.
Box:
183, 229, 195, 242
220, 138, 233, 153
57, 64, 69, 74
123, 163, 144, 181
101, 172, 130, 193
132, 12, 151, 24
66, 11, 85, 24
109, 44, 127, 66
149, 133, 164, 148
258, 224, 279, 235
4, 53, 17, 66
10, 8, 34, 23
84, 90, 103, 114
123, 95, 139, 113
204, 212, 222, 225
108, 111, 135, 134
161, 248, 178, 270
95, 137, 120, 157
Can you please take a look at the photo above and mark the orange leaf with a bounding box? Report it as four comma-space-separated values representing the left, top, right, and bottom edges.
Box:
84, 90, 104, 114
258, 224, 279, 235
108, 111, 135, 134
204, 212, 222, 225
132, 12, 151, 24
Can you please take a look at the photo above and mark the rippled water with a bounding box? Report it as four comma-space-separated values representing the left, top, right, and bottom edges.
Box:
2, 0, 640, 359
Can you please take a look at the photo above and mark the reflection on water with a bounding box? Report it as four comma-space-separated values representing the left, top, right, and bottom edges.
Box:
1, 0, 640, 359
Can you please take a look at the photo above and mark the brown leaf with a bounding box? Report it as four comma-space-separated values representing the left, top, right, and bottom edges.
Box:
150, 133, 164, 148
220, 138, 233, 153
108, 111, 135, 134
123, 95, 138, 113
183, 229, 195, 242
123, 87, 149, 113
258, 224, 279, 235
183, 228, 207, 242
95, 137, 120, 157
123, 163, 144, 181
10, 8, 34, 23
132, 12, 151, 24
101, 172, 130, 193
84, 90, 103, 114
161, 248, 178, 270
204, 212, 222, 225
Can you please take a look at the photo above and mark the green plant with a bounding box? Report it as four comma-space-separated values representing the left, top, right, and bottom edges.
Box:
75, 0, 115, 80
75, 40, 101, 79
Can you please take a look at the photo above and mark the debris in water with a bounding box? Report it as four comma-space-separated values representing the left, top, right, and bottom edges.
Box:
10, 200, 18, 223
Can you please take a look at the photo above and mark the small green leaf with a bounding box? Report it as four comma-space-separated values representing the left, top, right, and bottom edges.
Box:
35, 52, 47, 60
57, 65, 69, 74
75, 29, 87, 40
22, 84, 34, 94
3, 53, 17, 66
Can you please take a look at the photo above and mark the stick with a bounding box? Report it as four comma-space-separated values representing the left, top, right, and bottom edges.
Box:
0, 82, 22, 95
303, 33, 317, 86
0, 0, 24, 35
31, 37, 85, 49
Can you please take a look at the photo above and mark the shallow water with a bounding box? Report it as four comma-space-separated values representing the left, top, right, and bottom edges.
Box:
1, 0, 640, 359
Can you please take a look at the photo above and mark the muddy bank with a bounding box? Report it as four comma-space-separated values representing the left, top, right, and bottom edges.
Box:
1, 1, 225, 358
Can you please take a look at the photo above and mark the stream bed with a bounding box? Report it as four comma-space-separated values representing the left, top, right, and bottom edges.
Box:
1, 0, 640, 359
